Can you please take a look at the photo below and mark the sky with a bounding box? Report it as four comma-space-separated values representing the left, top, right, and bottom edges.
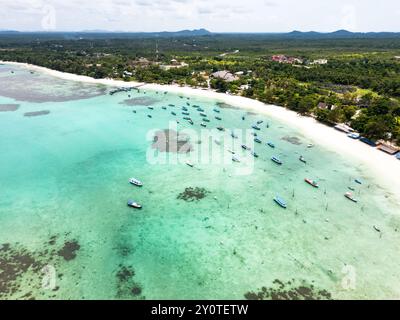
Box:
0, 0, 399, 33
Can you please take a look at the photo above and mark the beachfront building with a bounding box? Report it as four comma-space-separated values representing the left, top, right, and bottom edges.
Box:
211, 70, 239, 82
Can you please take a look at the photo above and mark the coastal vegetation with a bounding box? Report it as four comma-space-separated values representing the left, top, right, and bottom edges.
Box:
1, 33, 399, 144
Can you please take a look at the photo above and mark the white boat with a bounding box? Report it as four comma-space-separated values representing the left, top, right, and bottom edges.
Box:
129, 178, 143, 187
127, 200, 142, 209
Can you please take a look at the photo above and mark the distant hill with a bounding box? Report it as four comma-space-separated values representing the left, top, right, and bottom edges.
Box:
0, 29, 399, 39
277, 30, 400, 39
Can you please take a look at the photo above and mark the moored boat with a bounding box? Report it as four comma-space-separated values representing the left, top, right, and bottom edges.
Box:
213, 108, 221, 113
203, 118, 210, 122
355, 179, 363, 185
345, 192, 358, 203
274, 196, 287, 209
129, 178, 143, 187
171, 112, 177, 116
242, 145, 250, 150
271, 156, 283, 165
252, 125, 261, 131
127, 200, 142, 209
215, 116, 222, 121
254, 138, 262, 144
217, 127, 225, 131
201, 123, 207, 128
232, 156, 240, 163
305, 178, 319, 188
251, 152, 259, 158
267, 142, 275, 148
299, 156, 307, 164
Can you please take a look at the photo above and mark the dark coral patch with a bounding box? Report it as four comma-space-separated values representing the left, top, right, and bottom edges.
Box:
244, 279, 332, 300
57, 240, 80, 261
177, 187, 210, 202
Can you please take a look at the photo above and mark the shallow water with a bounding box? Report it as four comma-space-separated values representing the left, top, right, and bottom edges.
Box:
0, 64, 400, 300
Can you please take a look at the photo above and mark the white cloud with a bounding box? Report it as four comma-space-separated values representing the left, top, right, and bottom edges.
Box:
0, 0, 398, 32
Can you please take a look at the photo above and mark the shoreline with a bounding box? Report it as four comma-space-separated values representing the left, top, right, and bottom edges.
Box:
2, 60, 400, 199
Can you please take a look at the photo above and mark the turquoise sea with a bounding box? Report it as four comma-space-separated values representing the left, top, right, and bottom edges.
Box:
1, 64, 400, 300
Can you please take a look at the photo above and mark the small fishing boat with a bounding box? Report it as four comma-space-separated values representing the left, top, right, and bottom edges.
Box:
162, 106, 167, 110
345, 192, 358, 203
251, 132, 257, 137
171, 112, 177, 116
217, 127, 225, 131
182, 112, 190, 116
214, 139, 222, 146
252, 125, 261, 131
242, 116, 246, 121
242, 145, 250, 150
201, 123, 207, 128
203, 118, 210, 123
232, 156, 240, 163
274, 196, 287, 209
127, 200, 142, 209
147, 115, 152, 118
148, 107, 154, 110
186, 102, 190, 106
267, 142, 275, 148
254, 138, 262, 144
200, 113, 207, 117
182, 107, 188, 111
355, 179, 362, 185
348, 186, 355, 191
129, 178, 143, 187
183, 117, 191, 121
228, 150, 235, 154
197, 108, 205, 112
271, 156, 283, 165
215, 116, 222, 121
188, 120, 194, 125
132, 110, 137, 113
213, 109, 221, 113
231, 132, 239, 139
305, 178, 319, 188
186, 161, 194, 168
307, 144, 314, 148
257, 120, 264, 125
299, 156, 307, 164
168, 104, 175, 107
251, 152, 259, 158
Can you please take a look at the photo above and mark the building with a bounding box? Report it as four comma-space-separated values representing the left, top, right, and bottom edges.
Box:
271, 55, 303, 64
211, 70, 239, 82
311, 59, 328, 65
160, 59, 189, 71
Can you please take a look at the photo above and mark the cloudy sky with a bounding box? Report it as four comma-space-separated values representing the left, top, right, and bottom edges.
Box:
0, 0, 399, 32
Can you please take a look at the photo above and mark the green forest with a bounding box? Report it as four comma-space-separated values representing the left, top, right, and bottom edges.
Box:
1, 33, 399, 144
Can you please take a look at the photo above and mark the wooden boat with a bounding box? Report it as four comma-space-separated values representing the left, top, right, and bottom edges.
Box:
213, 108, 221, 113
127, 200, 142, 209
147, 115, 152, 118
186, 161, 194, 168
148, 107, 154, 110
254, 138, 262, 144
232, 156, 240, 163
242, 145, 250, 150
305, 178, 319, 188
251, 152, 259, 158
171, 112, 177, 116
215, 116, 222, 121
271, 156, 282, 165
129, 178, 143, 187
252, 125, 261, 131
217, 127, 225, 131
355, 179, 363, 185
299, 156, 307, 164
201, 123, 207, 128
345, 192, 358, 203
203, 118, 210, 122
274, 196, 287, 209
267, 142, 275, 148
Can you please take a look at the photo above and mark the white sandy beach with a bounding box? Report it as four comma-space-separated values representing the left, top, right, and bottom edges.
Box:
2, 60, 400, 199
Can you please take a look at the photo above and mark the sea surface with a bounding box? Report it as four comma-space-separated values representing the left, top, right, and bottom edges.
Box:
1, 64, 400, 300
